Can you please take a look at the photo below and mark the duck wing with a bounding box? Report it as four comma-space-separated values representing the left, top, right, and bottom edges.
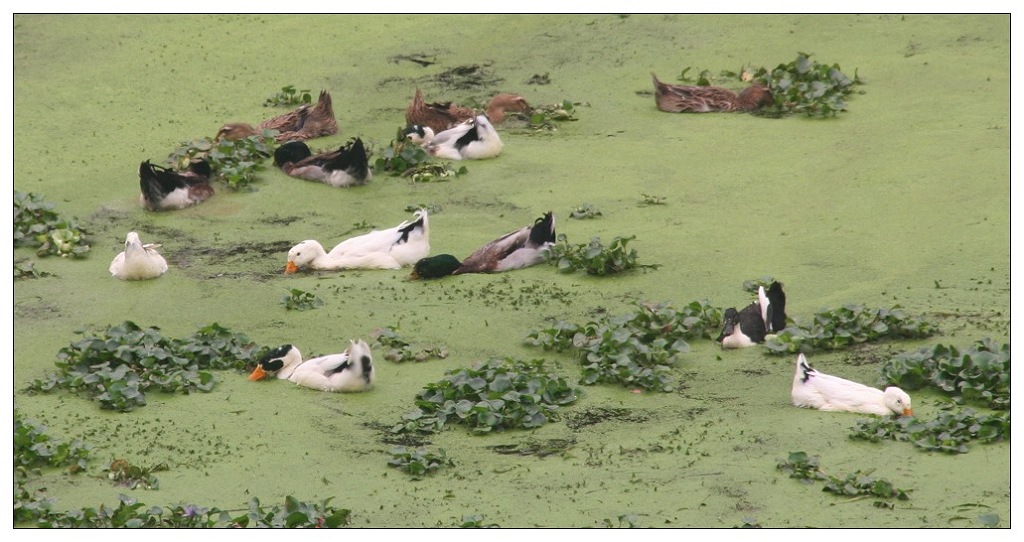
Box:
457, 212, 556, 273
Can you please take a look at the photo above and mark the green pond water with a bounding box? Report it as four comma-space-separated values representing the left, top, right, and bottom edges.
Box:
12, 14, 1010, 528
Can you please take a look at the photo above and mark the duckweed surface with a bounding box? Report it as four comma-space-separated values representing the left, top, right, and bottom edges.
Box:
12, 15, 1009, 528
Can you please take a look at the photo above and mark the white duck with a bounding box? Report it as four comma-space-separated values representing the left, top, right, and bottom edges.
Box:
108, 232, 168, 280
284, 210, 430, 273
248, 340, 376, 393
420, 115, 503, 160
791, 353, 913, 417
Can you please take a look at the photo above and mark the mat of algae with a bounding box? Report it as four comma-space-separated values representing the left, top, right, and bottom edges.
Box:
11, 14, 1010, 528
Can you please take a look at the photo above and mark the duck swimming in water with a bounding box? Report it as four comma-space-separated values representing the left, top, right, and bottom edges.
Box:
138, 159, 214, 211
108, 231, 168, 280
417, 115, 503, 160
717, 281, 787, 348
273, 138, 372, 188
249, 340, 376, 393
285, 210, 430, 273
216, 90, 339, 143
410, 212, 555, 279
792, 353, 913, 417
405, 89, 530, 134
651, 73, 773, 113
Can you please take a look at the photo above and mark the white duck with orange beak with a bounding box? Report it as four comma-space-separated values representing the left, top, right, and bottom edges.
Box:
248, 340, 376, 393
792, 353, 912, 417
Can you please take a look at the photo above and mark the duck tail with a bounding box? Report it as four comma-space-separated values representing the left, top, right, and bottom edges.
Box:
765, 281, 787, 332
529, 212, 556, 247
396, 209, 428, 244
138, 160, 176, 204
796, 353, 814, 383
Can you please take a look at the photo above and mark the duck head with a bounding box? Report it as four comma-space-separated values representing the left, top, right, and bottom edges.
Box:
345, 339, 376, 386
409, 254, 463, 280
882, 387, 913, 417
485, 93, 531, 123
737, 85, 774, 110
249, 344, 303, 381
717, 308, 740, 343
215, 122, 259, 141
403, 124, 435, 146
284, 240, 320, 274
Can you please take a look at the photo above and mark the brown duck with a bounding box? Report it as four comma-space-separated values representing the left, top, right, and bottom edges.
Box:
217, 90, 339, 142
651, 73, 773, 113
405, 89, 530, 134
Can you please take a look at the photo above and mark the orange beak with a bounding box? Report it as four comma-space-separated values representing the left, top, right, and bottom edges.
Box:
248, 365, 267, 381
284, 261, 299, 274
903, 408, 913, 417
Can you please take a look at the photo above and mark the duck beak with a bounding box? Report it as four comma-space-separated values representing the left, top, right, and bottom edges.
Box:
407, 270, 421, 280
248, 366, 268, 381
284, 261, 299, 274
902, 408, 913, 417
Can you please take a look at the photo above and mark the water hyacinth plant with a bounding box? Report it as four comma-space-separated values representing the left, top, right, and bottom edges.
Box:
264, 84, 312, 107
763, 304, 937, 354
545, 234, 657, 276
850, 408, 1009, 454
525, 300, 722, 392
27, 321, 262, 412
392, 357, 580, 435
14, 191, 91, 258
776, 451, 910, 502
877, 338, 1009, 409
166, 131, 277, 190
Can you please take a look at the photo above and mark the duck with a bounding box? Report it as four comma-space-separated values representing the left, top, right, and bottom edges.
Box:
792, 353, 913, 417
421, 115, 504, 160
410, 212, 555, 279
650, 73, 774, 113
108, 231, 168, 280
284, 209, 430, 273
273, 138, 371, 188
248, 340, 376, 393
717, 281, 787, 348
216, 90, 339, 143
405, 88, 530, 134
138, 159, 214, 211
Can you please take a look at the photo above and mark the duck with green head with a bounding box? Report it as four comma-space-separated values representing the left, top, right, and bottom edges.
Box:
411, 212, 555, 279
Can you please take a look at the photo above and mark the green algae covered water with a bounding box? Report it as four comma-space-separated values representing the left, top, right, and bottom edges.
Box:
13, 14, 1009, 528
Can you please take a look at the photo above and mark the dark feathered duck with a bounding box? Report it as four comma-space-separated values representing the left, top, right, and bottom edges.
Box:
273, 138, 371, 188
138, 159, 214, 211
410, 212, 556, 279
717, 281, 787, 348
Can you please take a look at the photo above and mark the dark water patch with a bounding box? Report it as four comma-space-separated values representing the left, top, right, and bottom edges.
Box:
488, 438, 575, 457
363, 421, 432, 448
565, 407, 653, 431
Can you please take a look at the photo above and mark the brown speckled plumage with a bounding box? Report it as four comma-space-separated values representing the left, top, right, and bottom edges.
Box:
217, 90, 339, 143
651, 73, 773, 113
405, 89, 530, 134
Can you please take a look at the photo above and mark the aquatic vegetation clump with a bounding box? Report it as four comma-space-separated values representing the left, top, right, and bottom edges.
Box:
849, 407, 1009, 454
14, 261, 53, 279
878, 338, 1009, 409
763, 304, 937, 354
750, 52, 863, 117
525, 301, 723, 392
393, 358, 580, 435
520, 99, 579, 131
263, 84, 312, 107
777, 451, 910, 502
281, 288, 324, 311
26, 494, 350, 528
569, 202, 602, 219
14, 411, 91, 523
106, 458, 164, 490
373, 130, 467, 182
386, 446, 453, 478
14, 191, 91, 258
166, 132, 276, 190
545, 234, 658, 276
371, 325, 448, 363
27, 321, 262, 412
